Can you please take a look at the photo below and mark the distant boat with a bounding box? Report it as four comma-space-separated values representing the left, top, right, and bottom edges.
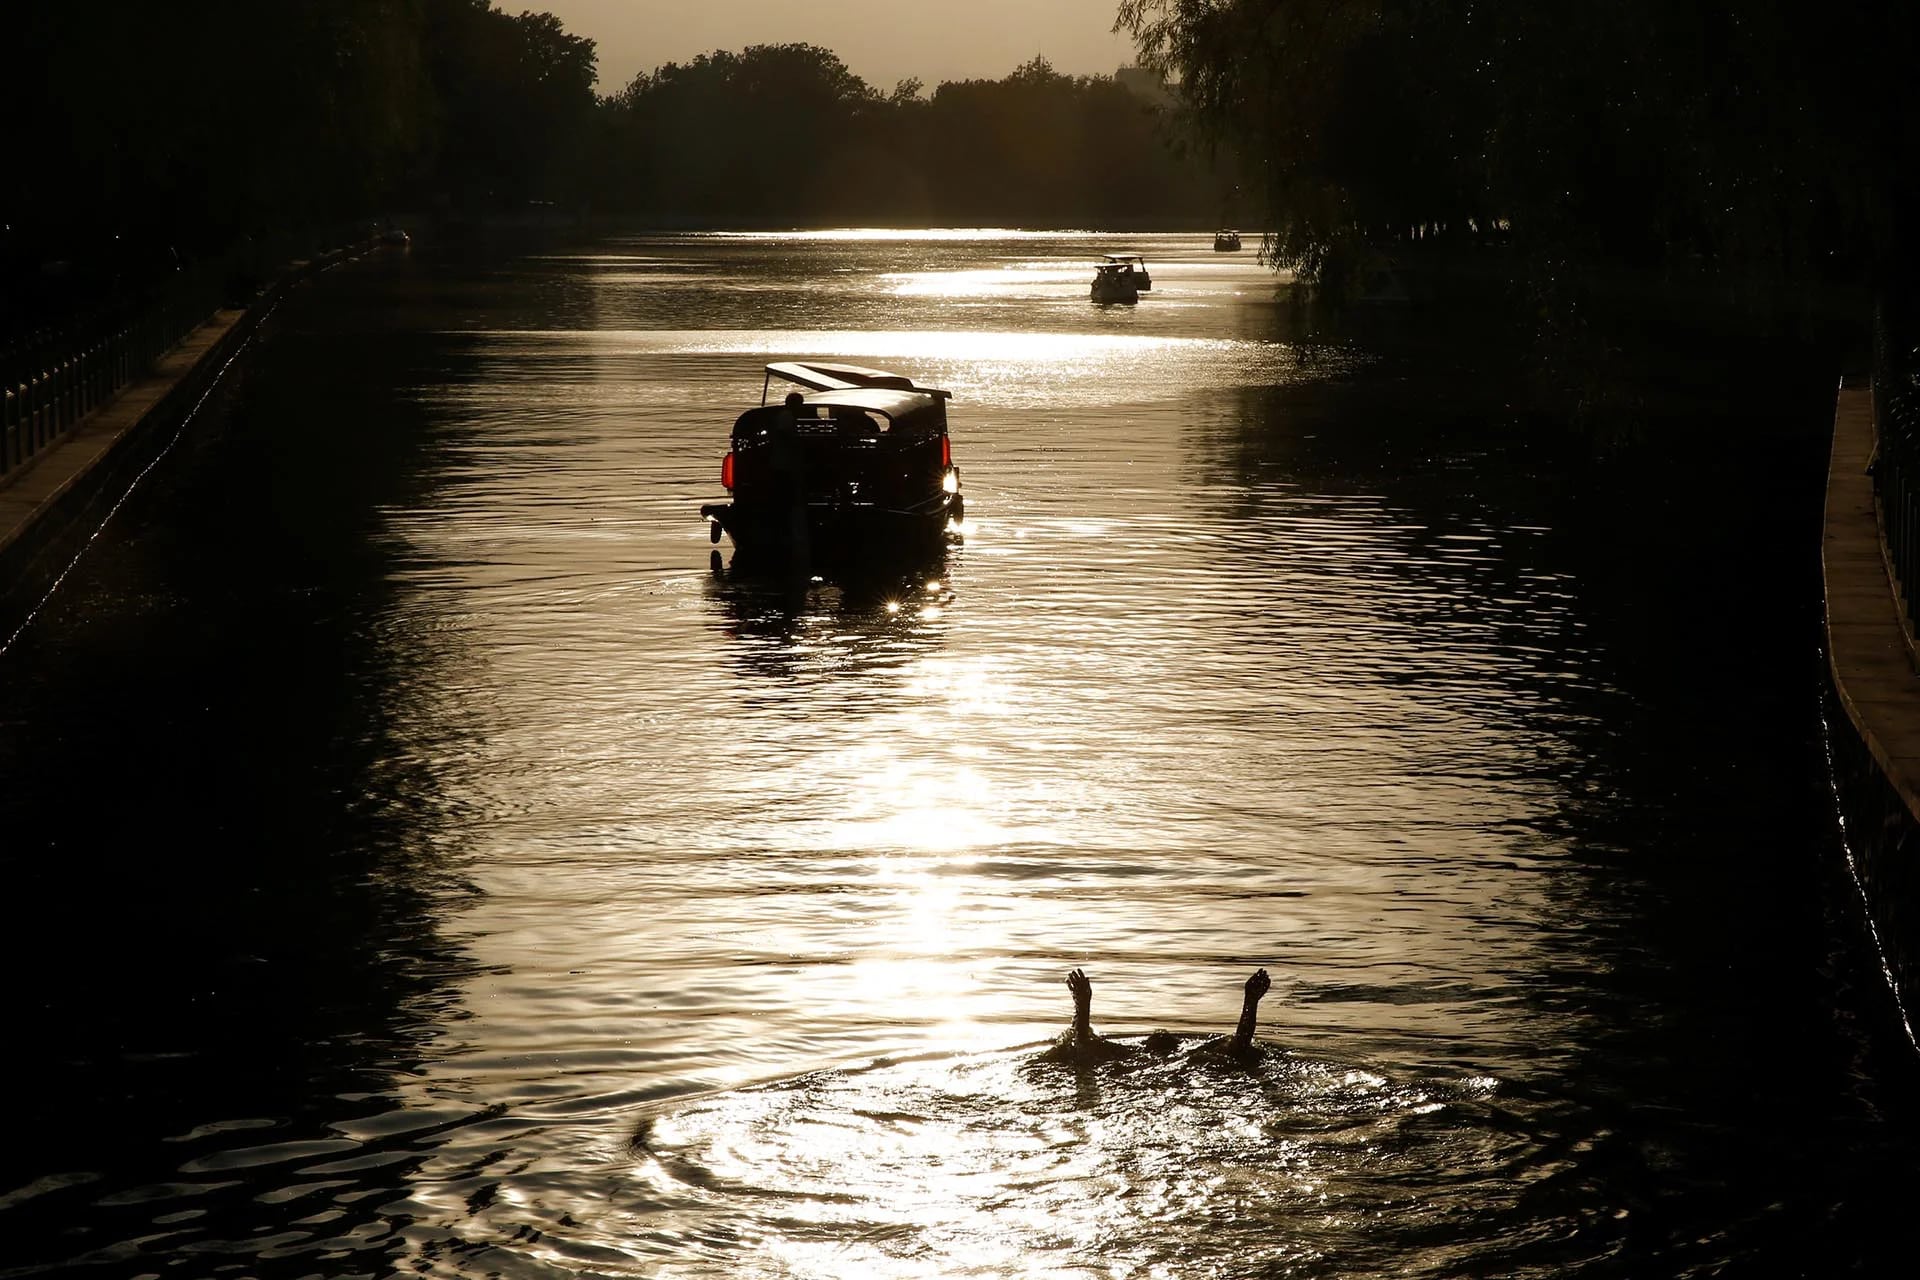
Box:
1103, 254, 1151, 290
1213, 229, 1242, 252
1090, 261, 1141, 304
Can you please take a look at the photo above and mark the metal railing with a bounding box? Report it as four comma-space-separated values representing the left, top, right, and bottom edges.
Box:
0, 268, 224, 480
1873, 299, 1920, 635
0, 222, 382, 482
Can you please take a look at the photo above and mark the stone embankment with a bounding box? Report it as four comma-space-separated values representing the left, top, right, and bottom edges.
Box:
1823, 376, 1920, 1046
0, 241, 381, 616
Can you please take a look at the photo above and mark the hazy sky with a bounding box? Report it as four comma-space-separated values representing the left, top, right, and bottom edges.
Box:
535, 0, 1138, 94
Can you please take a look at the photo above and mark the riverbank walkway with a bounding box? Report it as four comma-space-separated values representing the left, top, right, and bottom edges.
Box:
0, 309, 245, 567
1825, 380, 1920, 814
0, 242, 384, 601
1823, 376, 1920, 1039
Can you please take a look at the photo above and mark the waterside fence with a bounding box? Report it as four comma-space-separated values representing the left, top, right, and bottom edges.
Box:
1874, 301, 1920, 630
0, 225, 384, 483
1831, 295, 1920, 1046
0, 277, 224, 480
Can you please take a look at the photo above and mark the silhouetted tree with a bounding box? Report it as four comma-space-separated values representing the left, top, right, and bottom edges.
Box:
4, 0, 605, 337
605, 44, 888, 222
10, 4, 1253, 340
422, 0, 598, 211
1117, 0, 1919, 288
4, 0, 446, 336
602, 48, 1215, 227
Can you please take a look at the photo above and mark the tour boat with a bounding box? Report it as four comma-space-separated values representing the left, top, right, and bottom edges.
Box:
1213, 229, 1242, 251
1103, 254, 1152, 290
1090, 261, 1141, 304
699, 362, 964, 562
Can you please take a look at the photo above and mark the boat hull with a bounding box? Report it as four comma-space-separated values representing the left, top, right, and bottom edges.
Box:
702, 493, 962, 566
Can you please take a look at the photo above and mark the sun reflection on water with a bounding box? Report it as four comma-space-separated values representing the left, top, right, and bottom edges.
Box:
616, 1047, 1501, 1279
467, 324, 1323, 406
820, 743, 1042, 855
702, 228, 1120, 242
371, 234, 1604, 1275
881, 265, 1093, 297
11, 231, 1864, 1280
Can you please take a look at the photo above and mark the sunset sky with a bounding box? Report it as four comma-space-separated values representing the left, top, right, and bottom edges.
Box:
535, 0, 1138, 93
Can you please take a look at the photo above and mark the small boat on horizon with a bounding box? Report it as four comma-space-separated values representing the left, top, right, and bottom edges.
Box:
1213, 229, 1242, 252
1103, 254, 1151, 290
1090, 260, 1141, 304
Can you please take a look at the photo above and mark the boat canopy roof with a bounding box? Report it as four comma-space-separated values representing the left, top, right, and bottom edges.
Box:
763, 361, 951, 399
1103, 254, 1146, 264
740, 362, 952, 436
733, 393, 947, 437
751, 361, 951, 433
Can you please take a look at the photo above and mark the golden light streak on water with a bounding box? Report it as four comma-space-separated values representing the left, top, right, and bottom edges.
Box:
344, 233, 1603, 1273
5, 229, 1894, 1280
705, 228, 1124, 241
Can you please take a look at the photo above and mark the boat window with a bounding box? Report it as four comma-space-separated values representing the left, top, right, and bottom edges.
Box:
834, 411, 882, 437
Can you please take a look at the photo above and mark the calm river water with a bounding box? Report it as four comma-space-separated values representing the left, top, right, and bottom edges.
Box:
2, 231, 1917, 1277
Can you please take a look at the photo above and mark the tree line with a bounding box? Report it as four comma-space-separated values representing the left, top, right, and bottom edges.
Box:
599, 47, 1215, 227
1116, 0, 1919, 294
3, 2, 1218, 339
5, 0, 595, 334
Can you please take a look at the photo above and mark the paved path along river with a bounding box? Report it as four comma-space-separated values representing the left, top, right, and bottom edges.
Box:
1, 232, 1917, 1277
